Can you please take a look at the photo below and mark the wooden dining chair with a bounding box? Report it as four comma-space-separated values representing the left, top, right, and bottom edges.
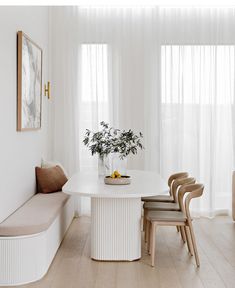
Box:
144, 177, 196, 212
142, 172, 189, 232
141, 172, 188, 203
143, 177, 196, 242
146, 183, 204, 267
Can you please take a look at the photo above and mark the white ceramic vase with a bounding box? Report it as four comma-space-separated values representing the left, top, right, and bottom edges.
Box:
98, 153, 127, 176
107, 153, 127, 176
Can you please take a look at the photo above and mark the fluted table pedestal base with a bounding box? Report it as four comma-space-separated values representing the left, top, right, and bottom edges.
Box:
91, 197, 141, 261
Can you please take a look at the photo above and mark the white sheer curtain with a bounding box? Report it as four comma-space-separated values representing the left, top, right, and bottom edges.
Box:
50, 7, 80, 175
50, 6, 235, 216
79, 44, 111, 171
78, 44, 111, 214
160, 45, 235, 216
76, 6, 161, 171
74, 7, 160, 214
158, 7, 235, 216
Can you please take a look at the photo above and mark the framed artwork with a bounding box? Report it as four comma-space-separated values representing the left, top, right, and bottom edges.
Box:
17, 31, 42, 131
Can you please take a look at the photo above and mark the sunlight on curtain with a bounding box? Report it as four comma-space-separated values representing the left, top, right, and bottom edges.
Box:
78, 44, 110, 215
79, 44, 110, 171
161, 45, 235, 216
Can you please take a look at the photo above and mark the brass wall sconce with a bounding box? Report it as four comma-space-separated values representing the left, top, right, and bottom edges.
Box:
44, 81, 51, 99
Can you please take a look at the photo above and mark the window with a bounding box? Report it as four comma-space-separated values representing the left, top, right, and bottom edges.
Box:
160, 45, 235, 214
79, 44, 110, 170
161, 45, 234, 105
81, 44, 108, 103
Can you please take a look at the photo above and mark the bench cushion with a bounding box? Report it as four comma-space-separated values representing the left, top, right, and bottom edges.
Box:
0, 192, 70, 237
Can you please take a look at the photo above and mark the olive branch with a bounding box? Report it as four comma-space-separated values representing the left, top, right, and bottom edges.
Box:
83, 121, 144, 160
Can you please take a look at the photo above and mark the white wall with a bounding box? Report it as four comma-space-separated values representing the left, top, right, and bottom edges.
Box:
0, 7, 51, 223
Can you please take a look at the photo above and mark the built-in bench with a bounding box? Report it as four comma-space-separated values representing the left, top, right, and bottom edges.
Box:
0, 192, 74, 286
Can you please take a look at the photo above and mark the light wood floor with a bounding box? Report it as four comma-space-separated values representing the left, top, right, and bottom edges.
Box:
6, 216, 235, 288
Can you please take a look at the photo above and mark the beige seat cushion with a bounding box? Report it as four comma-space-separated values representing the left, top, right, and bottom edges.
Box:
141, 194, 174, 203
146, 210, 186, 222
0, 192, 70, 237
144, 202, 180, 211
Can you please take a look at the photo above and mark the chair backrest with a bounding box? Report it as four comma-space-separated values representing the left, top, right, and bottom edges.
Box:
171, 177, 196, 202
178, 184, 204, 220
168, 172, 189, 197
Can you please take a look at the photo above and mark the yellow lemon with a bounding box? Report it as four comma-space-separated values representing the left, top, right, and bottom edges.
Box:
114, 170, 121, 177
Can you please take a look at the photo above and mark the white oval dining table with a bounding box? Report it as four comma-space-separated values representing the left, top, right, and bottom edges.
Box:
62, 170, 168, 261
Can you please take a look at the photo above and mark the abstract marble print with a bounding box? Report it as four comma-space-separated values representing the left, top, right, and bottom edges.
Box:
18, 32, 42, 130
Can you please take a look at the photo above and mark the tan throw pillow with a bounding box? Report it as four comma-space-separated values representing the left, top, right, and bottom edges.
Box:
35, 166, 68, 194
41, 158, 68, 177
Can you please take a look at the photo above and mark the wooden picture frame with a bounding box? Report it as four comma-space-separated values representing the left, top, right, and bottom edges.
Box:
17, 31, 43, 131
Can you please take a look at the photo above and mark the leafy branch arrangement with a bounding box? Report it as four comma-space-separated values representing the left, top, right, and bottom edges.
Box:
83, 121, 144, 160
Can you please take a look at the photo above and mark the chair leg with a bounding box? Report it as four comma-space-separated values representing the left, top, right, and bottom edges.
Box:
184, 226, 193, 256
188, 222, 200, 267
148, 221, 152, 255
180, 226, 186, 243
145, 218, 148, 243
146, 220, 151, 254
150, 222, 156, 267
143, 209, 147, 232
149, 222, 152, 255
176, 226, 180, 232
